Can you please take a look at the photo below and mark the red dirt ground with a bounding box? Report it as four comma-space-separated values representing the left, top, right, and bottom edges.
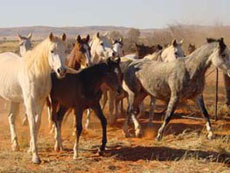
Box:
0, 68, 230, 173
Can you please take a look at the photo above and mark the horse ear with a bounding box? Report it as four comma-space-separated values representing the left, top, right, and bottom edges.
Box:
17, 33, 22, 41
114, 57, 121, 64
61, 33, 66, 41
157, 44, 163, 50
112, 39, 116, 44
96, 32, 100, 38
86, 34, 90, 42
49, 32, 54, 41
172, 39, 177, 47
27, 33, 32, 40
76, 35, 81, 43
179, 39, 184, 45
106, 57, 113, 65
119, 38, 123, 43
218, 37, 226, 53
103, 32, 108, 37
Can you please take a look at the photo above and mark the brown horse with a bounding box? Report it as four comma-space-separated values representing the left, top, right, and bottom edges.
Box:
50, 57, 123, 159
66, 34, 91, 69
135, 43, 162, 59
187, 43, 196, 55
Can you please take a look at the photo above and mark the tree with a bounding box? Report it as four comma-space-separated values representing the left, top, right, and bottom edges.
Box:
109, 31, 123, 40
127, 28, 140, 42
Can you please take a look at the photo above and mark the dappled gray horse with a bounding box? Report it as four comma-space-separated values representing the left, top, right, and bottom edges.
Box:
123, 38, 230, 140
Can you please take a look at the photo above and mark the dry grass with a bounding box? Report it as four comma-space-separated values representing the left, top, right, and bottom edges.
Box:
0, 27, 230, 172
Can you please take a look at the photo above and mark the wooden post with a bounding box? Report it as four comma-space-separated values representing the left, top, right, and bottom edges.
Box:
215, 68, 218, 121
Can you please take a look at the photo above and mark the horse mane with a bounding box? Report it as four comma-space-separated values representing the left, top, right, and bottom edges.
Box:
186, 42, 219, 62
24, 36, 64, 76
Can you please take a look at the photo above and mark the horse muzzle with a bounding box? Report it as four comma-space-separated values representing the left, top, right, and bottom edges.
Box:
57, 67, 67, 78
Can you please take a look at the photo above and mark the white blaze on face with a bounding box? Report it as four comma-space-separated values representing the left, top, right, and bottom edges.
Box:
114, 67, 119, 75
113, 42, 123, 57
83, 44, 91, 66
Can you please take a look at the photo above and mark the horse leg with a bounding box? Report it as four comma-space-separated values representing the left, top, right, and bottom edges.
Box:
100, 90, 108, 110
195, 95, 214, 139
130, 93, 147, 137
22, 113, 28, 126
137, 101, 145, 119
148, 96, 156, 127
27, 101, 44, 153
91, 103, 107, 154
73, 108, 83, 159
85, 109, 92, 129
156, 95, 178, 141
52, 104, 67, 152
25, 98, 41, 164
8, 102, 20, 151
223, 73, 230, 106
109, 90, 116, 124
123, 92, 134, 138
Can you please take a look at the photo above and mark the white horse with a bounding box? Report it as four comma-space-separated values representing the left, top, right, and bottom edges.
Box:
90, 32, 115, 64
112, 38, 124, 57
17, 33, 32, 57
0, 33, 76, 164
161, 39, 184, 62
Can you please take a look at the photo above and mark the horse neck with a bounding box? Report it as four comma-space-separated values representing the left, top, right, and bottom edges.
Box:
24, 39, 51, 78
185, 44, 216, 81
86, 64, 108, 91
67, 45, 81, 70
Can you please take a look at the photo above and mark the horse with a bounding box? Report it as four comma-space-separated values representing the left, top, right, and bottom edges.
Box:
17, 33, 32, 56
0, 33, 77, 164
50, 57, 123, 159
122, 38, 230, 140
90, 32, 115, 64
187, 43, 196, 55
135, 43, 163, 59
112, 38, 124, 57
161, 39, 184, 62
66, 34, 91, 69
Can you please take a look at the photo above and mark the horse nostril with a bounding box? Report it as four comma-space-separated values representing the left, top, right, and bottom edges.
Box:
57, 68, 61, 74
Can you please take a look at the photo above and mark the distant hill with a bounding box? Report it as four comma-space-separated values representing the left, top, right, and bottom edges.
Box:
1, 25, 230, 41
0, 26, 154, 40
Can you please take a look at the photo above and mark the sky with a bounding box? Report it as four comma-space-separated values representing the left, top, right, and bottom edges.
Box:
0, 0, 230, 29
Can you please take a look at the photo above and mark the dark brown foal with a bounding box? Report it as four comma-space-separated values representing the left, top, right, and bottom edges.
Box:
50, 57, 123, 159
135, 43, 162, 59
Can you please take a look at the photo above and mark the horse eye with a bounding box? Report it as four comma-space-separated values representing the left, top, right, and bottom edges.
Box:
51, 50, 54, 53
175, 52, 178, 56
100, 43, 104, 46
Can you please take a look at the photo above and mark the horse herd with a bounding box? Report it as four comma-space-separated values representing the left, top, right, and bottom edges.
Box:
0, 32, 230, 164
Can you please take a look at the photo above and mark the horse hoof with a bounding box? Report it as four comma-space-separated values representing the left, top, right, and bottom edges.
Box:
54, 145, 64, 152
27, 148, 32, 153
135, 129, 142, 138
12, 144, 19, 151
98, 148, 105, 156
207, 133, 214, 140
73, 155, 78, 160
155, 135, 162, 141
32, 156, 41, 164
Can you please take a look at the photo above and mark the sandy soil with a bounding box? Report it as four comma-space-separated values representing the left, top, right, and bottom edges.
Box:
0, 68, 230, 173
